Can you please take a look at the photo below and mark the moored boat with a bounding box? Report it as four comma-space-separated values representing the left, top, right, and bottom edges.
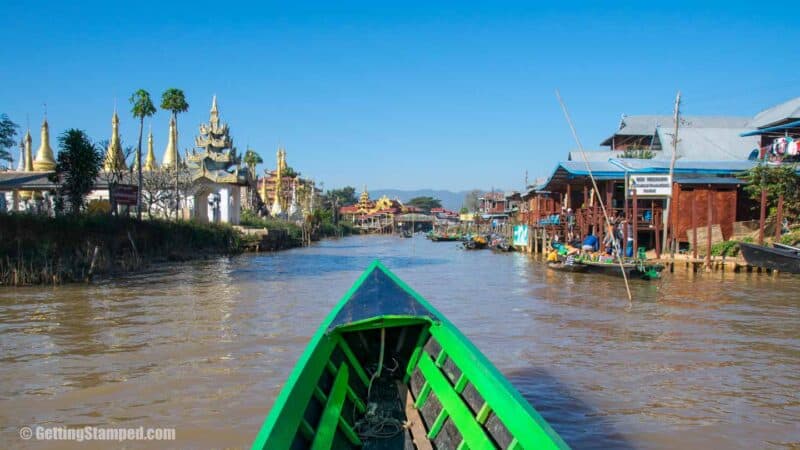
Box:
252, 261, 569, 450
546, 261, 589, 273
579, 260, 663, 280
773, 242, 800, 254
740, 242, 800, 274
464, 235, 488, 250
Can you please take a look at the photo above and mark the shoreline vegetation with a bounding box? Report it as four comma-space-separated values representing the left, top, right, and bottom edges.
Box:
0, 213, 357, 286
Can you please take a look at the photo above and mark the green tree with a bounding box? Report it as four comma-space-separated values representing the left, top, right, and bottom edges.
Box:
160, 88, 189, 218
407, 196, 442, 212
462, 189, 481, 212
243, 148, 263, 178
742, 164, 800, 221
51, 130, 103, 214
283, 166, 299, 178
130, 89, 157, 220
325, 186, 358, 206
0, 114, 19, 166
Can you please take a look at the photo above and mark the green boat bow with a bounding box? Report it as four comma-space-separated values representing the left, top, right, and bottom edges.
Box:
253, 261, 569, 450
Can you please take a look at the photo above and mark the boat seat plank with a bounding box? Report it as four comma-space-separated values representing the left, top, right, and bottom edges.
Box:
401, 381, 434, 450
310, 363, 350, 450
418, 352, 494, 450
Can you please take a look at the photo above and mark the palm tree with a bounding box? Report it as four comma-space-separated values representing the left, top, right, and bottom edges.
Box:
160, 88, 189, 219
130, 89, 157, 220
243, 148, 262, 178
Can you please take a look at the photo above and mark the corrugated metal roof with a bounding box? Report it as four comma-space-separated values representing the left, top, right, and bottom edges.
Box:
601, 115, 751, 145
567, 150, 619, 161
674, 176, 745, 185
655, 126, 759, 161
748, 97, 800, 129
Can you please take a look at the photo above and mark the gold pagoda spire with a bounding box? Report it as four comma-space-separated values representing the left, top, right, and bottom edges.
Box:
23, 130, 33, 172
32, 118, 56, 171
162, 116, 180, 168
104, 111, 127, 172
143, 128, 157, 171
271, 147, 285, 215
19, 131, 35, 200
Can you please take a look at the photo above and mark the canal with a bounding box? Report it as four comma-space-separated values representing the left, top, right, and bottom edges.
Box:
1, 235, 799, 449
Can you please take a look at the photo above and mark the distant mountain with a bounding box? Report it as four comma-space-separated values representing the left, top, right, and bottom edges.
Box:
370, 189, 480, 211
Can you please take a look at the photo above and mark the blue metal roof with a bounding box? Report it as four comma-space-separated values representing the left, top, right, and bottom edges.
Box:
740, 119, 800, 136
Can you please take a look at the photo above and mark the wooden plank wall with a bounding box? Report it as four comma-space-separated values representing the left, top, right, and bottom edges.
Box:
671, 183, 737, 242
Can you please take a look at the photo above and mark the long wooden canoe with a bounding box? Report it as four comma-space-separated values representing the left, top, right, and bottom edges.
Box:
253, 261, 569, 450
740, 242, 800, 274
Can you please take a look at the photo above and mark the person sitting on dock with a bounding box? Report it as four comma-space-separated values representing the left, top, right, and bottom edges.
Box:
582, 233, 599, 253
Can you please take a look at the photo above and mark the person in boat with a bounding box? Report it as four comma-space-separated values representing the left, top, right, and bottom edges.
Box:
547, 248, 559, 262
582, 233, 599, 253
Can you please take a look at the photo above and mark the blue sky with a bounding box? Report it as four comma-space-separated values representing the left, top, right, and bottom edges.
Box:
2, 1, 797, 191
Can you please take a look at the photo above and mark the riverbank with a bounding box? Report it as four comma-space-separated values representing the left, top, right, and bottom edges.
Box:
0, 214, 243, 286
1, 212, 360, 286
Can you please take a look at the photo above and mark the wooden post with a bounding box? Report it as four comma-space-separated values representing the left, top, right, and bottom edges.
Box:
632, 190, 638, 255
759, 187, 767, 245
623, 191, 629, 254
583, 184, 588, 209
653, 200, 661, 259
566, 183, 572, 210
706, 186, 713, 268
671, 184, 679, 258
692, 192, 697, 260
775, 194, 784, 241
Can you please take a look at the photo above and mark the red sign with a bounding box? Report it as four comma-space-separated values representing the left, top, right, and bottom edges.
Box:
112, 185, 138, 205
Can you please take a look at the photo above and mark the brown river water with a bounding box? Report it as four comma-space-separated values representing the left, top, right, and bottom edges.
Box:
1, 235, 799, 449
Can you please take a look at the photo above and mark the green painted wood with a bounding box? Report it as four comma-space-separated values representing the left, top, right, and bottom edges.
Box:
475, 403, 491, 425
252, 334, 337, 449
418, 352, 494, 450
335, 316, 430, 333
507, 437, 522, 450
335, 335, 371, 387
325, 360, 366, 413
430, 323, 568, 449
427, 373, 469, 440
310, 363, 350, 450
299, 419, 315, 441
311, 383, 363, 447
456, 441, 470, 450
403, 327, 431, 383
253, 261, 570, 450
252, 262, 380, 450
414, 383, 432, 409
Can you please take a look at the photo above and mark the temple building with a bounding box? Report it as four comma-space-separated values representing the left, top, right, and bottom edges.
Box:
339, 186, 409, 232
184, 96, 249, 224
1, 117, 60, 211
258, 147, 318, 219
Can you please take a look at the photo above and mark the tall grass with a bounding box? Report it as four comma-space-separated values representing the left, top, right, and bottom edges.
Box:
1, 214, 241, 285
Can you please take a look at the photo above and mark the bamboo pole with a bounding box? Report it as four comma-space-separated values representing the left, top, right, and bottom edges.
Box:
706, 187, 712, 268
775, 194, 784, 241
653, 200, 660, 259
632, 190, 638, 255
759, 187, 767, 245
692, 192, 697, 260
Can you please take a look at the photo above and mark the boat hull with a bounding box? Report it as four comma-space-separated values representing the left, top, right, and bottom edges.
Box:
580, 261, 663, 280
740, 242, 800, 274
252, 261, 569, 450
547, 262, 589, 273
